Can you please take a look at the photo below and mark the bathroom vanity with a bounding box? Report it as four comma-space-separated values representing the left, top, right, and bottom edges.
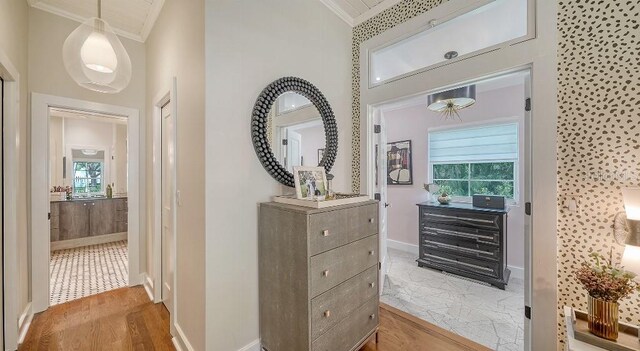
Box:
50, 197, 128, 250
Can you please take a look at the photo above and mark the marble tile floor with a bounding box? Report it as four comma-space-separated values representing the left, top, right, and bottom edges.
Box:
381, 248, 525, 351
50, 240, 128, 305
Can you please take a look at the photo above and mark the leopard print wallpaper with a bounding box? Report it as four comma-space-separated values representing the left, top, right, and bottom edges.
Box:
556, 0, 639, 348
350, 0, 639, 349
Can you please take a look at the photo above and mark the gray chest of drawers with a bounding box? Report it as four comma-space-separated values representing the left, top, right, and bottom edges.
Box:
417, 202, 510, 290
259, 200, 380, 351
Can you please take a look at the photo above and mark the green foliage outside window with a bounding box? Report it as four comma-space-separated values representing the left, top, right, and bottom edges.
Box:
73, 161, 103, 194
433, 162, 515, 198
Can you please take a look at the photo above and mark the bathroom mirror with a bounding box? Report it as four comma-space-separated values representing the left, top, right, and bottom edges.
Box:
252, 77, 337, 187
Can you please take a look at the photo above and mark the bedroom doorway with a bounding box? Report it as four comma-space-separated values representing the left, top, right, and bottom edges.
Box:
371, 70, 532, 350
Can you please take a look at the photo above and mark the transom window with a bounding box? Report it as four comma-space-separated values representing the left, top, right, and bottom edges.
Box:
429, 123, 518, 200
73, 161, 103, 194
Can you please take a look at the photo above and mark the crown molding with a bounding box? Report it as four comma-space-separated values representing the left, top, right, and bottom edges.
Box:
139, 0, 164, 41
318, 0, 355, 27
352, 0, 403, 26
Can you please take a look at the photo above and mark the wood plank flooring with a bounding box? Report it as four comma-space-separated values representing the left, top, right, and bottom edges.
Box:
19, 286, 174, 351
20, 288, 491, 351
361, 303, 492, 351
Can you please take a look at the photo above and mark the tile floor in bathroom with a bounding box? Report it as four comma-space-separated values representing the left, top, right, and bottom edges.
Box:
50, 240, 128, 305
381, 248, 525, 351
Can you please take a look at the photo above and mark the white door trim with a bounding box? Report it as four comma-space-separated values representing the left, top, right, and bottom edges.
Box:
151, 78, 178, 337
30, 93, 141, 314
358, 1, 558, 350
0, 48, 21, 351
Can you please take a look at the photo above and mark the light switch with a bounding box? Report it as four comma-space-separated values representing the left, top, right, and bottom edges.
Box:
563, 195, 580, 213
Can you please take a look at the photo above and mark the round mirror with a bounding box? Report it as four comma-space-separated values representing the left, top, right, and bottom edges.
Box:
251, 77, 338, 187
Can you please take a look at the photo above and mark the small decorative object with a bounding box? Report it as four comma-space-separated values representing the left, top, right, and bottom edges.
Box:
318, 148, 325, 165
424, 183, 440, 202
325, 173, 335, 200
575, 250, 640, 341
437, 192, 451, 205
106, 184, 113, 198
387, 140, 413, 185
293, 166, 328, 200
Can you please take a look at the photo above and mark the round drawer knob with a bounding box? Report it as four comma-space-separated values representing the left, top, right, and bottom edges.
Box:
324, 310, 331, 318
322, 230, 329, 237
369, 282, 375, 288
368, 218, 374, 223
369, 250, 375, 256
369, 314, 376, 320
322, 270, 329, 277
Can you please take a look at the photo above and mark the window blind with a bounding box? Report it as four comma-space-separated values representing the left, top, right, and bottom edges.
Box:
429, 123, 518, 163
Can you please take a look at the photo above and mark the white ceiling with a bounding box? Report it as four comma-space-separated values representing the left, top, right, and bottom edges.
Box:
319, 0, 402, 27
27, 0, 165, 42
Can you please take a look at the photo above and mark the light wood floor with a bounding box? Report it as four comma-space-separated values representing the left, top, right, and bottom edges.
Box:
20, 287, 490, 351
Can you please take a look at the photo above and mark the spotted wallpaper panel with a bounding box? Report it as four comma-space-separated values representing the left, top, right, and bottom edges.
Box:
557, 0, 639, 348
351, 0, 446, 192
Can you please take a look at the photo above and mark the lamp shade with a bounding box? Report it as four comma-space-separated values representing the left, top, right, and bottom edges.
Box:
622, 188, 640, 220
426, 85, 476, 112
63, 17, 131, 94
621, 245, 640, 275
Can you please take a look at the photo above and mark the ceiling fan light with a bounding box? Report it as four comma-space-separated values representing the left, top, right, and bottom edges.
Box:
63, 17, 132, 94
426, 85, 477, 112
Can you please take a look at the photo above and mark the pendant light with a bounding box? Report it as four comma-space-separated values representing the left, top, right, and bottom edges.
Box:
427, 85, 476, 120
62, 0, 132, 94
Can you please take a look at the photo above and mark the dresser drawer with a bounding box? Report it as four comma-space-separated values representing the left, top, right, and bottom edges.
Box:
311, 265, 378, 340
421, 208, 501, 231
312, 296, 378, 351
422, 238, 500, 261
422, 224, 500, 246
421, 249, 501, 278
310, 235, 378, 298
309, 203, 378, 256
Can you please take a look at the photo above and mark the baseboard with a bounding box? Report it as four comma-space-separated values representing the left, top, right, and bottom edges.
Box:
386, 239, 419, 256
508, 265, 524, 280
238, 339, 261, 351
173, 323, 195, 351
51, 232, 127, 251
142, 273, 154, 301
17, 303, 33, 345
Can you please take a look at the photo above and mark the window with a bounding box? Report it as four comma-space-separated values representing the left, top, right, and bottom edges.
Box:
73, 161, 103, 194
370, 0, 529, 84
429, 123, 518, 199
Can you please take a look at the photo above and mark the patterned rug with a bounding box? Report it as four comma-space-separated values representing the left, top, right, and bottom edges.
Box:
50, 240, 128, 305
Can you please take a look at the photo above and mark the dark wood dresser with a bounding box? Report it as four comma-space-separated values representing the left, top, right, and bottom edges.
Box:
259, 200, 379, 351
417, 202, 510, 289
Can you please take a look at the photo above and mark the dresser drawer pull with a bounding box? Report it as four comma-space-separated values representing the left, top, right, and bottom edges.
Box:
368, 250, 375, 256
368, 218, 375, 223
322, 230, 330, 237
425, 213, 495, 225
322, 270, 330, 277
427, 228, 494, 242
369, 314, 376, 320
424, 254, 494, 273
424, 241, 495, 257
324, 310, 331, 318
369, 282, 375, 288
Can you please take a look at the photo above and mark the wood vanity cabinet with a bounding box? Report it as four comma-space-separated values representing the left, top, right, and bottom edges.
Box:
259, 200, 380, 351
52, 198, 128, 243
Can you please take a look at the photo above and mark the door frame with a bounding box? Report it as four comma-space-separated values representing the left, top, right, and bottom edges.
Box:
151, 78, 178, 337
0, 48, 20, 351
358, 1, 558, 350
30, 93, 141, 314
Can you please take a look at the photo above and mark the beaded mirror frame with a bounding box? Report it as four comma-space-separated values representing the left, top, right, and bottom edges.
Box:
251, 77, 338, 187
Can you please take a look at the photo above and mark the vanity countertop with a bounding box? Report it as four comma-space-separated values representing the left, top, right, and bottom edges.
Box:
51, 196, 128, 203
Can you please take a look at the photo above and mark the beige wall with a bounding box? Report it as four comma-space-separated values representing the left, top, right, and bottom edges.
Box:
0, 0, 30, 325
204, 0, 353, 349
145, 0, 206, 349
28, 7, 147, 287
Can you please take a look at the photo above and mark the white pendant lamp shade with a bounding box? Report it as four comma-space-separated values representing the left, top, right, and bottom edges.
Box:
63, 17, 131, 94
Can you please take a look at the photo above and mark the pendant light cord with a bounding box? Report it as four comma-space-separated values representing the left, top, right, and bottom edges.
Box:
98, 0, 102, 19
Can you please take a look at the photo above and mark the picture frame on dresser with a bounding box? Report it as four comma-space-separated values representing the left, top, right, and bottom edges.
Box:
293, 166, 328, 200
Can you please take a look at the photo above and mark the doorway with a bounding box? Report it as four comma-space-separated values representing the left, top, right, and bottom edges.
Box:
371, 70, 532, 350
30, 94, 141, 314
47, 108, 130, 305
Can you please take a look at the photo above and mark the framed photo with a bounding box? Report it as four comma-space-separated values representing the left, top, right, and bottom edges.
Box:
293, 166, 328, 199
317, 148, 325, 164
387, 140, 413, 185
